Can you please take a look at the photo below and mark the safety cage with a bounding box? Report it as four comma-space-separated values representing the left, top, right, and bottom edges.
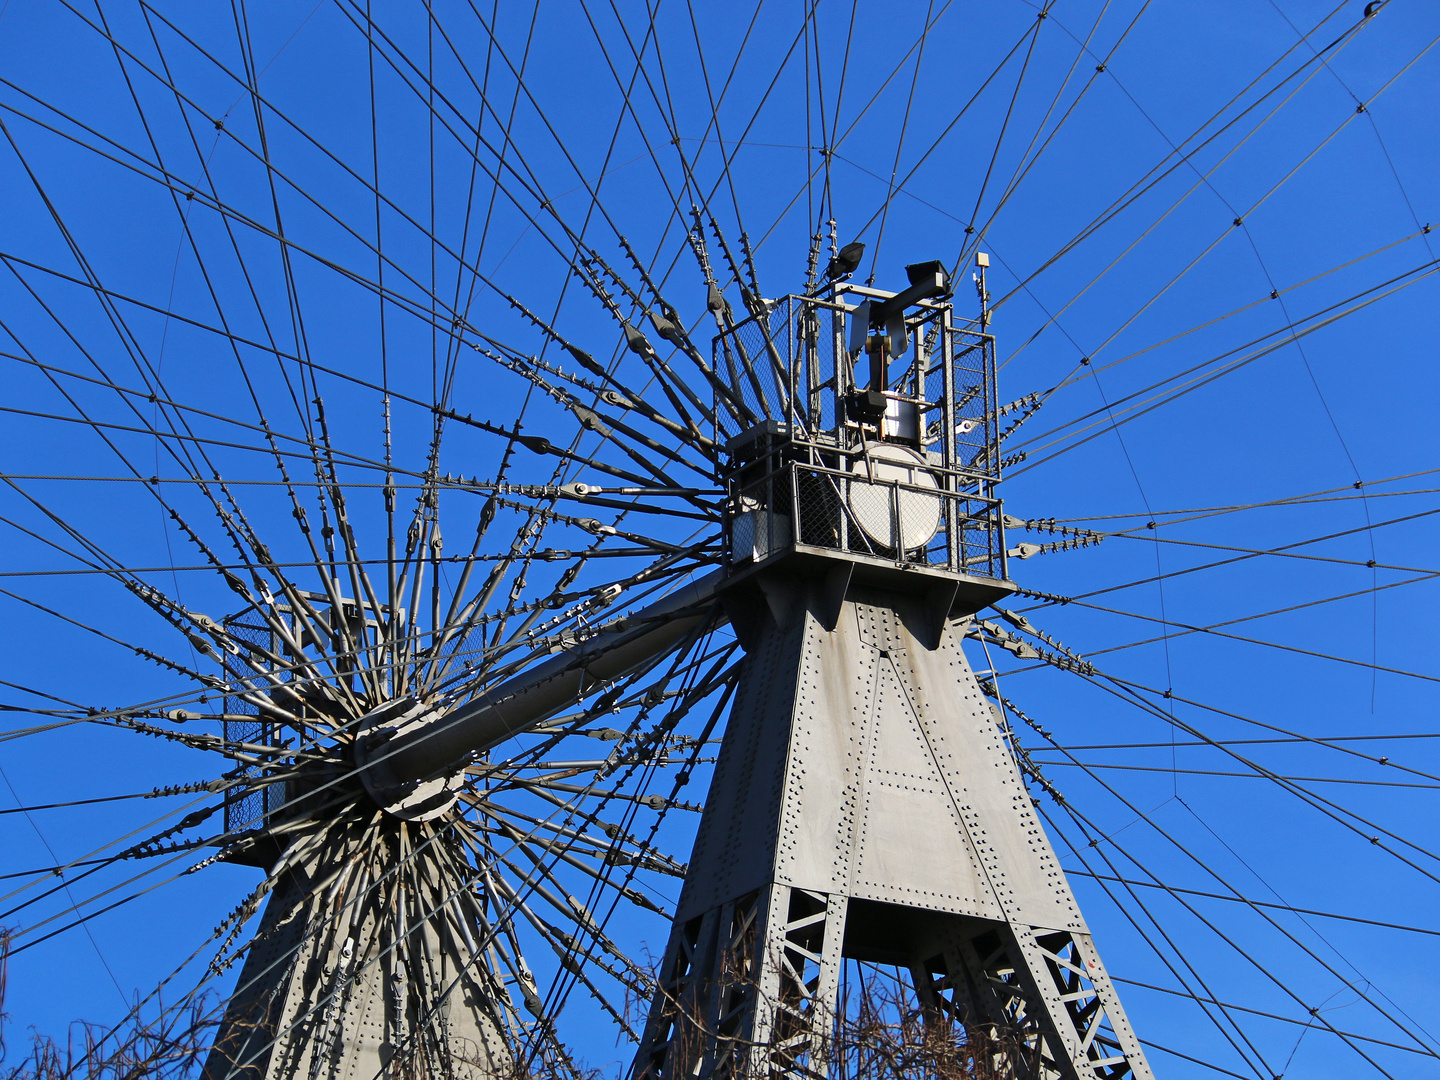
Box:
714, 287, 1008, 581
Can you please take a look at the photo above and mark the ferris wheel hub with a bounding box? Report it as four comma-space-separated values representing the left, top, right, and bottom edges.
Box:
353, 697, 464, 821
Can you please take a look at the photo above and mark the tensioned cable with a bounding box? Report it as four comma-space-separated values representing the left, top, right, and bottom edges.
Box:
0, 4, 737, 1059
16, 633, 725, 1059
205, 639, 722, 1073
1024, 728, 1428, 1069
1046, 469, 1440, 526
1011, 501, 1440, 616
1082, 673, 1440, 788
1079, 674, 1440, 881
990, 0, 1362, 318
8, 6, 1428, 1077
498, 618, 732, 1059
1053, 574, 1440, 675
1118, 975, 1434, 1057
45, 0, 633, 372
1065, 871, 1440, 940
994, 662, 1440, 918
1039, 733, 1440, 750
995, 1, 1356, 366
753, 2, 1035, 254
1020, 783, 1275, 1074
1009, 256, 1440, 468
0, 789, 206, 816
1040, 760, 1438, 790
1108, 526, 1435, 574
1009, 271, 1436, 482
946, 3, 1054, 271
1016, 221, 1430, 412
999, 40, 1440, 486
4, 0, 720, 829
1060, 799, 1435, 1067
706, 0, 966, 259
865, 0, 941, 283
953, 0, 1149, 274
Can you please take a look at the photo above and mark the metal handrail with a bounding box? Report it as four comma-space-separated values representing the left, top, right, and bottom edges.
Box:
727, 460, 1002, 577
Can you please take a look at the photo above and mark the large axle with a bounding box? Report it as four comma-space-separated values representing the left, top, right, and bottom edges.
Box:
353, 570, 724, 818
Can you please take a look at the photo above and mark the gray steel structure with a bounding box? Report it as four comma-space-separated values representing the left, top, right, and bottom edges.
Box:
631, 564, 1152, 1080
632, 279, 1153, 1080
204, 273, 1151, 1080
201, 580, 721, 1080
205, 826, 517, 1080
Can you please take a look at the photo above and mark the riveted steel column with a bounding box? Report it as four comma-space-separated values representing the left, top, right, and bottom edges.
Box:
631, 569, 1151, 1080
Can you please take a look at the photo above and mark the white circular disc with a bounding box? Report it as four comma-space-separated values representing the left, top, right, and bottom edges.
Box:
847, 443, 942, 551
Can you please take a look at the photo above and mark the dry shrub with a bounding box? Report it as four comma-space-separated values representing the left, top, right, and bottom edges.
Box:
3, 927, 1019, 1080
1, 926, 212, 1080
829, 971, 1025, 1080
629, 953, 1030, 1080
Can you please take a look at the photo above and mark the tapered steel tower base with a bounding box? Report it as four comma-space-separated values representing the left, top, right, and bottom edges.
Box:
632, 565, 1152, 1080
203, 821, 517, 1080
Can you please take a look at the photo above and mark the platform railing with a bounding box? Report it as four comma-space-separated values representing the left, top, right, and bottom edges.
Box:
726, 460, 1005, 580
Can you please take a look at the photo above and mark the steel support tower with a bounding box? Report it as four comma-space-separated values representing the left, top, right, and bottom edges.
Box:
631, 267, 1153, 1080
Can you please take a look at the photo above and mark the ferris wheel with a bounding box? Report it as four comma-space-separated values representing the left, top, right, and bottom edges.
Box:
1, 3, 1437, 1080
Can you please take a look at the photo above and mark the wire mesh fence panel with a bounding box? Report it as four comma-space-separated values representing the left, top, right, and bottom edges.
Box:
946, 331, 996, 482
221, 619, 285, 836
715, 311, 786, 438
731, 462, 1003, 577
714, 296, 861, 444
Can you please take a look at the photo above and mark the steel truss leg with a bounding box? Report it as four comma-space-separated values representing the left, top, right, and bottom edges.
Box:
634, 885, 847, 1080
638, 897, 1150, 1080
917, 924, 1153, 1080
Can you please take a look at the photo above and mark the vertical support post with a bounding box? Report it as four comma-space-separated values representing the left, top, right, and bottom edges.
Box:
738, 885, 790, 1078
805, 300, 821, 432
635, 909, 721, 1080
941, 307, 960, 573
785, 298, 796, 433
789, 465, 801, 548
941, 306, 955, 472
707, 895, 759, 1080
809, 893, 849, 1072
889, 480, 901, 558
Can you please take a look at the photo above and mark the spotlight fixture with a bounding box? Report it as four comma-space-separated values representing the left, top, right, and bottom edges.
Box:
826, 240, 865, 279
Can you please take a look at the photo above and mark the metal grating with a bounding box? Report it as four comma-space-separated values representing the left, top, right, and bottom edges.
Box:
221, 618, 287, 835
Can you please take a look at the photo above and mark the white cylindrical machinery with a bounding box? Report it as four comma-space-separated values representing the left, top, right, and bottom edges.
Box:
847, 443, 942, 552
